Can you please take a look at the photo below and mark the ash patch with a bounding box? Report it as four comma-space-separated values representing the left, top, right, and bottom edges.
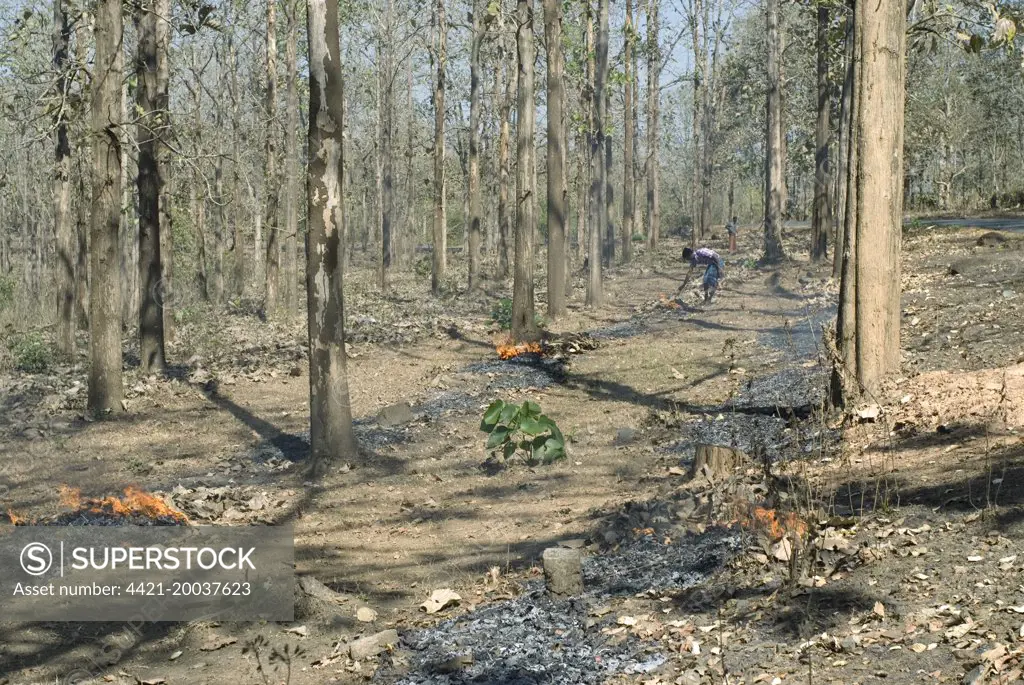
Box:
760, 305, 835, 362
661, 412, 835, 463
415, 390, 482, 422
463, 355, 566, 389
22, 512, 186, 526
590, 319, 650, 340
585, 526, 743, 596
248, 422, 410, 464
388, 529, 741, 685
732, 365, 828, 411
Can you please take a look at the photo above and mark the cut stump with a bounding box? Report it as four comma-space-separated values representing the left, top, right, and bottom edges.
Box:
689, 444, 748, 482
542, 547, 583, 597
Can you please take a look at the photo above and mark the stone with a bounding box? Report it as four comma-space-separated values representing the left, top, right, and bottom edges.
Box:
377, 402, 414, 427
348, 629, 400, 660
542, 547, 584, 597
613, 428, 636, 445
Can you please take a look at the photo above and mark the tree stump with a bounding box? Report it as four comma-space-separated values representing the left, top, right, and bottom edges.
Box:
542, 547, 583, 597
689, 444, 747, 482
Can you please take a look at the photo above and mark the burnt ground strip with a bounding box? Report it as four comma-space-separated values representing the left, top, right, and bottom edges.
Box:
385, 528, 744, 685
658, 302, 837, 466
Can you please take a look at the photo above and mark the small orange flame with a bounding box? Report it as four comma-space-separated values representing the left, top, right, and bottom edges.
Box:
736, 506, 807, 542
494, 334, 544, 360
658, 293, 681, 310
58, 485, 190, 523
6, 509, 26, 525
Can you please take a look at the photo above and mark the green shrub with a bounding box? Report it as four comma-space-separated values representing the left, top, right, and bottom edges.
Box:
414, 255, 432, 277
0, 275, 15, 311
480, 399, 566, 465
8, 331, 51, 373
490, 298, 544, 331
490, 298, 514, 329
632, 233, 645, 242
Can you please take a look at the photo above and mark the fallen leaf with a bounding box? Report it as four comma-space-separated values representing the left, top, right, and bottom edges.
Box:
981, 643, 1007, 662
670, 367, 686, 380
420, 588, 461, 614
857, 404, 881, 422
356, 607, 378, 622
284, 625, 308, 637
910, 643, 927, 653
873, 602, 886, 618
617, 616, 637, 626
771, 538, 793, 562
136, 678, 166, 685
168, 650, 182, 661
967, 555, 984, 562
200, 635, 237, 652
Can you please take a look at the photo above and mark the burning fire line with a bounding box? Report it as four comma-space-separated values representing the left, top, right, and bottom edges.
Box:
494, 335, 545, 360
6, 485, 190, 525
733, 506, 808, 542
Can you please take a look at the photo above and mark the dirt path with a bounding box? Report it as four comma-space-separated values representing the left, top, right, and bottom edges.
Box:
0, 230, 836, 683
7, 222, 1021, 685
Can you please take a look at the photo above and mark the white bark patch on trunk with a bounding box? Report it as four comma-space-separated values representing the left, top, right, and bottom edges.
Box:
308, 0, 329, 89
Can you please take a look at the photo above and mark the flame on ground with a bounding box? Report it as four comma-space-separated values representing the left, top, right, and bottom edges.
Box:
734, 506, 807, 542
658, 293, 681, 309
494, 335, 544, 360
57, 485, 190, 523
6, 509, 26, 525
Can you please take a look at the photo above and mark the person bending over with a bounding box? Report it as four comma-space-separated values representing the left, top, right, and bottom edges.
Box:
677, 246, 725, 302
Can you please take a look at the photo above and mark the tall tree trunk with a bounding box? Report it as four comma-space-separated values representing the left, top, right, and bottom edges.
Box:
585, 0, 600, 305
306, 0, 357, 473
75, 149, 90, 330
284, 0, 300, 312
74, 12, 90, 329
811, 2, 831, 262
431, 0, 447, 294
833, 2, 854, 280
512, 0, 539, 340
699, 49, 714, 244
53, 0, 74, 359
189, 60, 208, 302
136, 0, 168, 374
835, 0, 905, 400
158, 8, 173, 343
375, 58, 385, 282
544, 0, 567, 318
603, 86, 614, 267
587, 0, 608, 306
645, 0, 661, 248
575, 129, 588, 266
497, 20, 513, 279
621, 0, 635, 263
690, 0, 704, 240
89, 0, 124, 415
403, 63, 416, 269
763, 0, 786, 262
230, 35, 245, 296
377, 12, 395, 292
468, 1, 484, 290
264, 0, 281, 313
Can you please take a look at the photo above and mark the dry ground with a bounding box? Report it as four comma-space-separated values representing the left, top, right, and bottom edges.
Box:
0, 219, 1022, 685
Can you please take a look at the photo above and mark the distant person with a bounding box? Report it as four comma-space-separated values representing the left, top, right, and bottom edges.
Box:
726, 216, 738, 253
678, 246, 725, 303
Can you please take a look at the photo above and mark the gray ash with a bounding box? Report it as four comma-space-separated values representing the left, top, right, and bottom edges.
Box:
463, 355, 566, 390
732, 365, 827, 412
15, 512, 187, 526
589, 320, 650, 340
385, 528, 742, 684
